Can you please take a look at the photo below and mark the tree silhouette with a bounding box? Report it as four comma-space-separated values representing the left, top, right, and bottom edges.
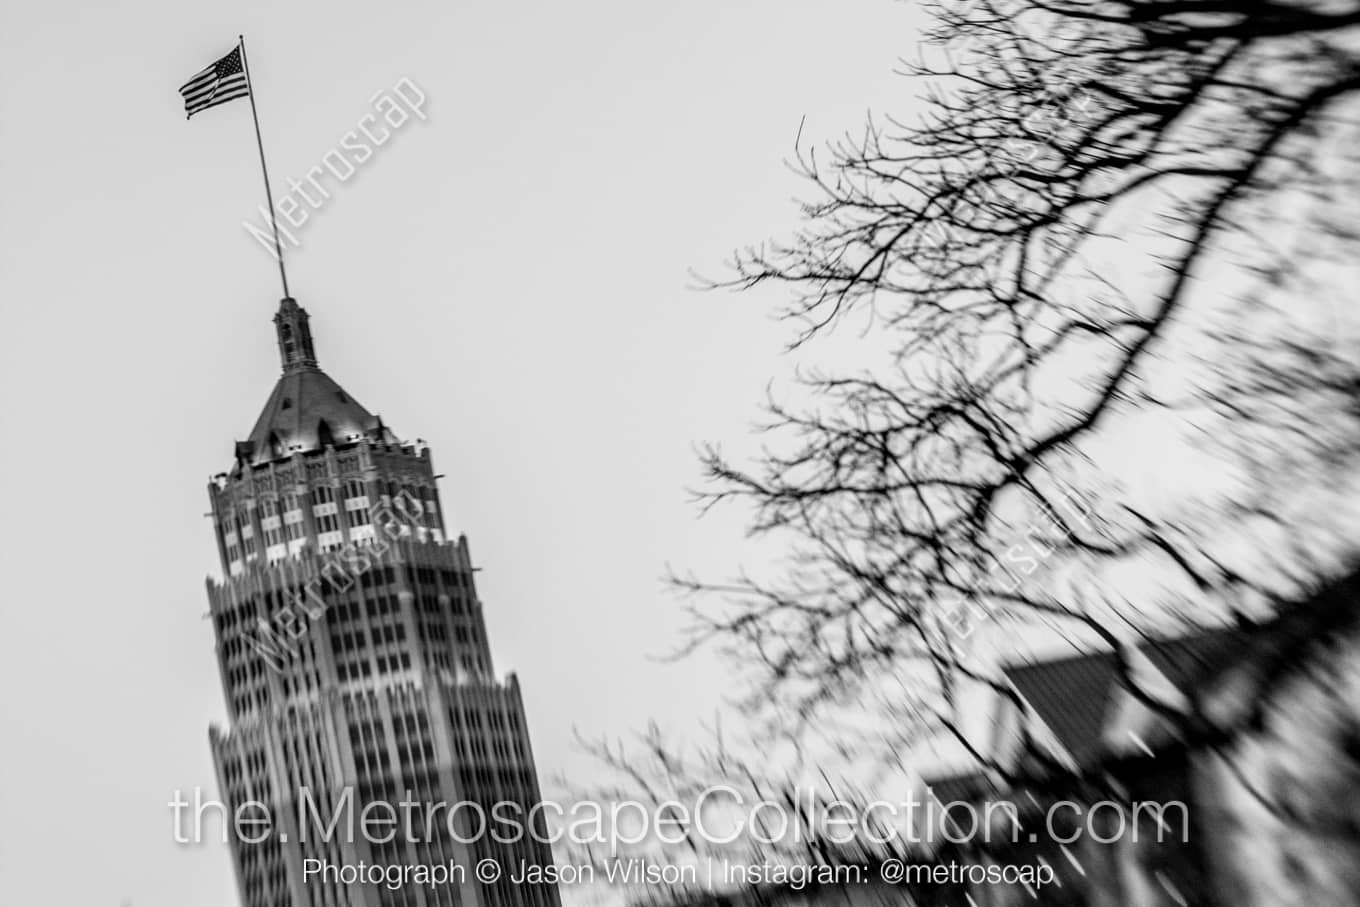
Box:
677, 0, 1360, 765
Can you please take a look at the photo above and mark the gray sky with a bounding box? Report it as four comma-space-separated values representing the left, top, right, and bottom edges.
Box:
0, 1, 920, 904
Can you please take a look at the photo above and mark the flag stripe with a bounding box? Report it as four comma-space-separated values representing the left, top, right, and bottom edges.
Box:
181, 77, 218, 98
179, 46, 250, 118
183, 78, 245, 104
180, 68, 216, 91
184, 84, 249, 115
187, 83, 250, 116
184, 75, 247, 107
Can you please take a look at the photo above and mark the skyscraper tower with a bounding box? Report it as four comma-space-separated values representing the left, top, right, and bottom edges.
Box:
206, 298, 562, 907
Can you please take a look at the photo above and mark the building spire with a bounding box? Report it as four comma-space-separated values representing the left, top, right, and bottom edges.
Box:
273, 297, 317, 372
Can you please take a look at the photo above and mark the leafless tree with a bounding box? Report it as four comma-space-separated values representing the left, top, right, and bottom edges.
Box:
674, 0, 1360, 769
567, 9, 1360, 906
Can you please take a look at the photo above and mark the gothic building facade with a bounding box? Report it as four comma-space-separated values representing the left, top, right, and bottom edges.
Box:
205, 298, 562, 907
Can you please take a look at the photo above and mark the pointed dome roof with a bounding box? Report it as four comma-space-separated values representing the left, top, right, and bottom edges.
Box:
235, 298, 396, 468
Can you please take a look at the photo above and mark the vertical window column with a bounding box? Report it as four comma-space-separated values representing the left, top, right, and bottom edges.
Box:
312, 483, 343, 551
343, 477, 374, 543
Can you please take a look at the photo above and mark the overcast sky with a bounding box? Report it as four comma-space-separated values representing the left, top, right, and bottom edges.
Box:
0, 1, 922, 904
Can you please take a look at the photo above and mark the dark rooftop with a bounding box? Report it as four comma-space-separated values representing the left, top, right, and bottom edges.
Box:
235, 297, 397, 468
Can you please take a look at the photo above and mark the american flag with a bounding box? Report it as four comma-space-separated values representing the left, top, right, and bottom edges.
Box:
179, 46, 250, 118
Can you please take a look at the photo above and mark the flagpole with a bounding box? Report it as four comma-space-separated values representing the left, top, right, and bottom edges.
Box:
237, 35, 291, 299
